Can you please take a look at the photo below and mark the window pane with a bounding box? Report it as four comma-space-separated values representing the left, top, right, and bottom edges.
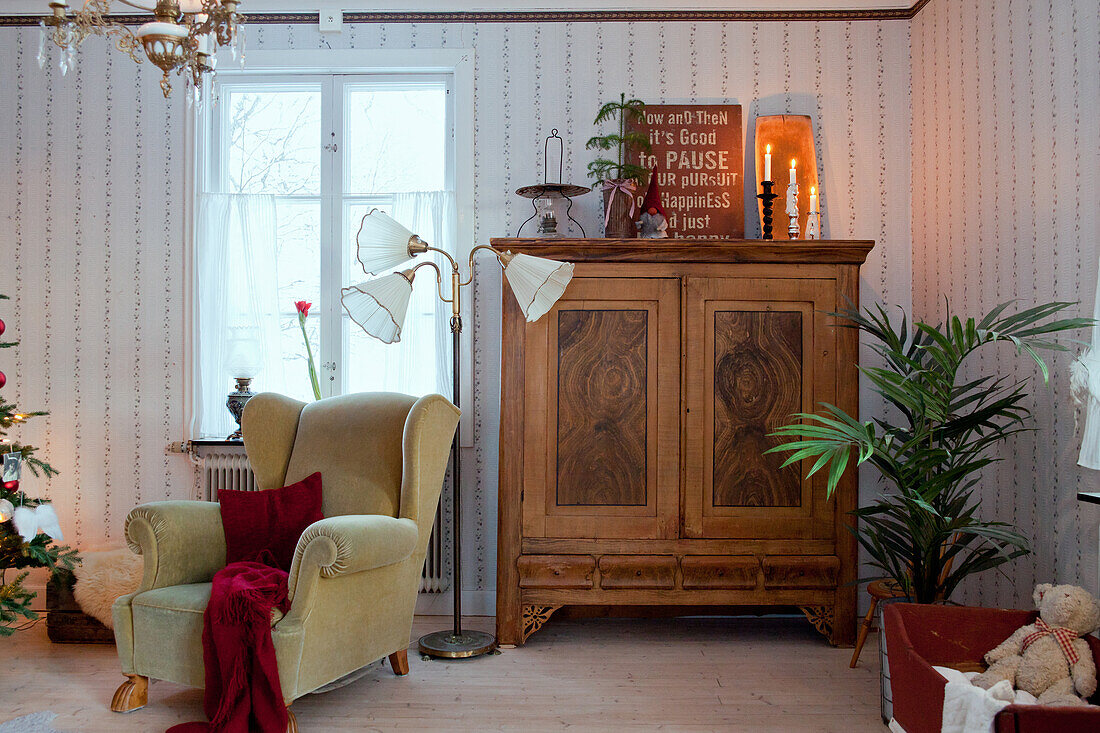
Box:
225, 87, 321, 195
343, 200, 442, 397
344, 85, 447, 194
274, 199, 321, 402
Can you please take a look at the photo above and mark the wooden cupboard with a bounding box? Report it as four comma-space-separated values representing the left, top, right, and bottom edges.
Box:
495, 239, 874, 647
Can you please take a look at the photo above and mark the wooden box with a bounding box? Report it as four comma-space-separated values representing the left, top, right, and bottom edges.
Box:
495, 238, 873, 646
45, 568, 115, 644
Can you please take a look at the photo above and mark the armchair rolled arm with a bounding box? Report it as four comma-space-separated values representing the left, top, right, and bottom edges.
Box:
124, 501, 227, 591
286, 515, 418, 611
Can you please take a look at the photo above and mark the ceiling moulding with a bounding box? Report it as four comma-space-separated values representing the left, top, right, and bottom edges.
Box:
0, 0, 933, 26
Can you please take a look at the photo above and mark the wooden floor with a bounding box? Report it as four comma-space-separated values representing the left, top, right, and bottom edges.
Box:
4, 615, 885, 732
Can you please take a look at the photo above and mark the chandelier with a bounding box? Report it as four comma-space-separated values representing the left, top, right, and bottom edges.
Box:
39, 1, 245, 100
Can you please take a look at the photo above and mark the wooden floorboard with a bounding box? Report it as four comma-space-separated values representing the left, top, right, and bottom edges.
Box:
3, 615, 886, 731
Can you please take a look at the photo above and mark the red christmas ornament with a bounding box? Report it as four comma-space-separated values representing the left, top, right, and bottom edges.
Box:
0, 317, 5, 336
3, 480, 17, 490
0, 370, 5, 389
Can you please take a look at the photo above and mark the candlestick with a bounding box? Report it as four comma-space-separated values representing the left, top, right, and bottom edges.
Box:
764, 144, 772, 183
757, 180, 778, 241
806, 211, 820, 240
786, 179, 800, 240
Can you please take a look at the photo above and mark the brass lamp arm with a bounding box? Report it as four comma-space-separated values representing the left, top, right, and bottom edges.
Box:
457, 245, 508, 287
408, 260, 454, 307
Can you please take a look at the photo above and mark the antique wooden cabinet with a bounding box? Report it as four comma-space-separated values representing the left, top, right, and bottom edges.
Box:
495, 239, 874, 647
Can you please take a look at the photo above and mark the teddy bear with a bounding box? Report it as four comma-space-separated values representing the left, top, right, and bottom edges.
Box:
971, 583, 1099, 706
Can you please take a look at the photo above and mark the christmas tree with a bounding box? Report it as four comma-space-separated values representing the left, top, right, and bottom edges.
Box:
0, 293, 77, 636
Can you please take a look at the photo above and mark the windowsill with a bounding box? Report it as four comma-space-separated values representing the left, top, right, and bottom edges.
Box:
188, 438, 244, 447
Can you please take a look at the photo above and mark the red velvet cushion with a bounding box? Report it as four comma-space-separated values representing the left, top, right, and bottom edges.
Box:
218, 472, 324, 572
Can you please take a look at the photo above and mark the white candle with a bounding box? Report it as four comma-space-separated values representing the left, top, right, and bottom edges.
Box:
180, 0, 203, 13
789, 159, 797, 185
809, 186, 818, 214
764, 144, 772, 182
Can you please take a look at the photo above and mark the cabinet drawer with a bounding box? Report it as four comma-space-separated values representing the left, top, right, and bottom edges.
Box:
517, 555, 595, 589
598, 556, 677, 589
761, 556, 839, 589
681, 556, 760, 589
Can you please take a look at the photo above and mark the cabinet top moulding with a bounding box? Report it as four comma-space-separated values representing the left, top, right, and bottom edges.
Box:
488, 239, 875, 265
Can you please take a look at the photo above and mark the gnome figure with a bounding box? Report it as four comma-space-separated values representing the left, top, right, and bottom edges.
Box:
636, 173, 669, 239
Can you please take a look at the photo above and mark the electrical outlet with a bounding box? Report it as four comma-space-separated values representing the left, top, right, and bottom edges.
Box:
319, 8, 342, 33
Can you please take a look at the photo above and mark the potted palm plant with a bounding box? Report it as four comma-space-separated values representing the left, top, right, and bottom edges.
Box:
586, 93, 652, 238
768, 300, 1090, 604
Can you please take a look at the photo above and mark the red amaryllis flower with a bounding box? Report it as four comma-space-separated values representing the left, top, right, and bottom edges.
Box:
294, 301, 312, 316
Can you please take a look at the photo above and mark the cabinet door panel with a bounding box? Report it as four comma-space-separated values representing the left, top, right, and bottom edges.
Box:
556, 309, 648, 507
684, 277, 836, 539
712, 309, 803, 508
523, 277, 680, 539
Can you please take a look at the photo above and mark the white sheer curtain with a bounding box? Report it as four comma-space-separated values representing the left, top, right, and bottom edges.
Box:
346, 190, 456, 400
1072, 259, 1100, 468
192, 193, 285, 439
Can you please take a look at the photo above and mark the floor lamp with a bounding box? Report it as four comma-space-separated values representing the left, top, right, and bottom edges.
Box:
341, 209, 574, 659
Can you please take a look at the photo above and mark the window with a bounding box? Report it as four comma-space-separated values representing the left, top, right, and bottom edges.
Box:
193, 71, 455, 438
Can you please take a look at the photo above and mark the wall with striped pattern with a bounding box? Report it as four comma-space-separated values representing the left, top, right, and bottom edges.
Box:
0, 18, 913, 594
911, 0, 1100, 606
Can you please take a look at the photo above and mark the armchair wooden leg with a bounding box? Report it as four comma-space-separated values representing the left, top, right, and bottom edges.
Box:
388, 649, 409, 676
110, 674, 148, 713
849, 598, 879, 668
286, 708, 299, 733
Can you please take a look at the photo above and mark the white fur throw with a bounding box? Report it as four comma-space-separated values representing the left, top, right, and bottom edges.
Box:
71, 548, 143, 629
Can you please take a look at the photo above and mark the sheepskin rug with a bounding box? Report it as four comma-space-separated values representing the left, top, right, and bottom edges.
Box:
72, 548, 143, 628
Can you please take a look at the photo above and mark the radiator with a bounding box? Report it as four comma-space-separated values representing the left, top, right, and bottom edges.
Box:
189, 443, 446, 593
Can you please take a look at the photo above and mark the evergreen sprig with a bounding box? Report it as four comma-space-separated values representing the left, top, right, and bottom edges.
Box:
586, 93, 652, 186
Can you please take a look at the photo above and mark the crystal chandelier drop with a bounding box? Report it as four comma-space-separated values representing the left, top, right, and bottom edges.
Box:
39, 1, 245, 102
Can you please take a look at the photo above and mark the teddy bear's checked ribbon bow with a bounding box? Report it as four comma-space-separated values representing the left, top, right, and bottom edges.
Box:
1022, 617, 1080, 665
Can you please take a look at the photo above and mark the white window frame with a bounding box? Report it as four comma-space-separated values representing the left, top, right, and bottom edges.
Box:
184, 48, 476, 444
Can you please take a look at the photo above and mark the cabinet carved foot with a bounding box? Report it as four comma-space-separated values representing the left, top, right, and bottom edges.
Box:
110, 674, 148, 713
388, 649, 410, 675
521, 605, 561, 643
286, 708, 299, 733
799, 605, 835, 644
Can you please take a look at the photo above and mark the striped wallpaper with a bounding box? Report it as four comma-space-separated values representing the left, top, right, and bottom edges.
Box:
2, 17, 914, 596
911, 0, 1100, 606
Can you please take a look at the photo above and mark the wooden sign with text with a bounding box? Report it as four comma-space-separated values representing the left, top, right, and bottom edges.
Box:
626, 104, 744, 239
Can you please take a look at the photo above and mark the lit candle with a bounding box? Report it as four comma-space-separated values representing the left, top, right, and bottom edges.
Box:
764, 144, 772, 182
789, 159, 797, 185
809, 186, 818, 214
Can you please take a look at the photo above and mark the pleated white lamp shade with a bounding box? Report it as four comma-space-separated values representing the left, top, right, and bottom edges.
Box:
340, 272, 414, 344
502, 253, 575, 322
355, 209, 418, 275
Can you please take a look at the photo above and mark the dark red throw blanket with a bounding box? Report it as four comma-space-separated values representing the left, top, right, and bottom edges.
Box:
168, 558, 291, 733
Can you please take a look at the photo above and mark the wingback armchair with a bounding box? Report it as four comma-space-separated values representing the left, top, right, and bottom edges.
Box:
110, 392, 459, 729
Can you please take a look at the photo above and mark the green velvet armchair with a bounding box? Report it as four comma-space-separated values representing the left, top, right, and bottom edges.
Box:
110, 392, 459, 729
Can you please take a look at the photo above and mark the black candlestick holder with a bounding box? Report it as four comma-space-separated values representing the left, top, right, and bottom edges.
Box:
757, 181, 778, 240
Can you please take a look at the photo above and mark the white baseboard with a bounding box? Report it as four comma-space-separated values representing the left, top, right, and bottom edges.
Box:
415, 590, 495, 617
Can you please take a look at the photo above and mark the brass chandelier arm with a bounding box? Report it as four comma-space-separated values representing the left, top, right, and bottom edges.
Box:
40, 0, 243, 97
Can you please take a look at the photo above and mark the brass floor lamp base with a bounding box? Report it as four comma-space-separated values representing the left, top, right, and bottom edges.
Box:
418, 629, 497, 659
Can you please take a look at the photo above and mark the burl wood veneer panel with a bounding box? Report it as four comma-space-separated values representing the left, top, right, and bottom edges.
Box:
556, 309, 648, 507
712, 310, 803, 507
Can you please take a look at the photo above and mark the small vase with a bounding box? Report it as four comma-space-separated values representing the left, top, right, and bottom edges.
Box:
226, 377, 254, 440
602, 179, 638, 239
